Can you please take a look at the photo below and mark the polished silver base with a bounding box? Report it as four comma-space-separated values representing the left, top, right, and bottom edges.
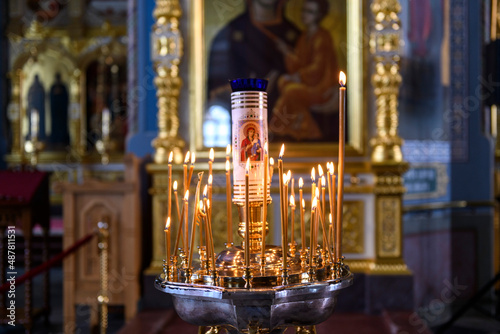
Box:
155, 261, 353, 334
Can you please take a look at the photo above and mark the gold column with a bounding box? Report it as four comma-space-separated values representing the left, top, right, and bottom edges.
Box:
369, 0, 410, 274
70, 69, 84, 156
7, 70, 22, 155
151, 0, 185, 164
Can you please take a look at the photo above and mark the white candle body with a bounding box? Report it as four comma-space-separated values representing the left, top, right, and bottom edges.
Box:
231, 91, 269, 203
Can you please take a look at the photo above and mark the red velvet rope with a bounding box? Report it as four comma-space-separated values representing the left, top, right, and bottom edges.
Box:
0, 231, 96, 293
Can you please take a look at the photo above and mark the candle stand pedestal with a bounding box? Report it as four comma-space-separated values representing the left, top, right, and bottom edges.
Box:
155, 257, 352, 334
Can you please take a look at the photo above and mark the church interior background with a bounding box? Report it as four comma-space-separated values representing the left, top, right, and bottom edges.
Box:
0, 0, 499, 333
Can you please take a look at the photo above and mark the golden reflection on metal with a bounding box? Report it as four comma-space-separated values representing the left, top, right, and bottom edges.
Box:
151, 0, 185, 164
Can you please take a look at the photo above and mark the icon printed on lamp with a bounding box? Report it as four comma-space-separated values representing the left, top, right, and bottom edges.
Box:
239, 121, 263, 162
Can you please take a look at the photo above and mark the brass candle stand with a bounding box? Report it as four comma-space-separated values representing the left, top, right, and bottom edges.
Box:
155, 78, 352, 334
155, 181, 352, 333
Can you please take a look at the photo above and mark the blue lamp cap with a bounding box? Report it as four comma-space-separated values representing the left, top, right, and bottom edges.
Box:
230, 78, 268, 92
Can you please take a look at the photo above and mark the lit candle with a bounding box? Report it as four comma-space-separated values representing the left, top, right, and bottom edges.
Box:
168, 152, 173, 225
283, 173, 289, 258
188, 195, 197, 269
30, 109, 39, 140
200, 195, 215, 273
278, 145, 286, 271
102, 108, 110, 139
226, 144, 231, 163
328, 163, 337, 260
209, 147, 214, 179
269, 158, 275, 182
200, 199, 209, 274
165, 217, 171, 268
183, 152, 190, 195
184, 190, 190, 256
321, 175, 326, 230
205, 199, 216, 274
208, 174, 213, 230
299, 178, 305, 251
311, 167, 316, 204
310, 196, 317, 266
187, 152, 196, 188
173, 181, 181, 225
225, 160, 233, 245
329, 214, 333, 249
337, 71, 346, 262
261, 142, 269, 263
314, 188, 320, 251
290, 194, 295, 248
173, 186, 186, 257
245, 158, 250, 268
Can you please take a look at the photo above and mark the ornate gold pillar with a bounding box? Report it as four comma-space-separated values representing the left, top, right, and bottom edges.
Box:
69, 69, 84, 156
369, 0, 410, 274
151, 0, 185, 164
7, 70, 22, 156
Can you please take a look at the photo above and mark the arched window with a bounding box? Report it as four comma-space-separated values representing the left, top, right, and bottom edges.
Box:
203, 105, 230, 147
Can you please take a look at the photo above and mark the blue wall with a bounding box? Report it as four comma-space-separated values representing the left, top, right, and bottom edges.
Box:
126, 0, 159, 157
449, 0, 493, 202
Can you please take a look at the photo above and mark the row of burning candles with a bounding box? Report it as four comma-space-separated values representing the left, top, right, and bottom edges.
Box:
163, 72, 346, 279
162, 143, 345, 275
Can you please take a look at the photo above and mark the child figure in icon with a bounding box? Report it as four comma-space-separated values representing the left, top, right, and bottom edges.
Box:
240, 126, 263, 162
251, 132, 262, 160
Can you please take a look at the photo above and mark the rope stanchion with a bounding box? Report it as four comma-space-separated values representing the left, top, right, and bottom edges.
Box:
0, 231, 97, 293
97, 221, 109, 334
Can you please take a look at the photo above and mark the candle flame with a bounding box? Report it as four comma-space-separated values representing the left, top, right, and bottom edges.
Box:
191, 152, 196, 165
184, 151, 190, 164
329, 213, 332, 224
321, 176, 326, 187
199, 200, 204, 212
290, 195, 295, 207
311, 167, 316, 182
299, 177, 304, 189
312, 196, 318, 209
184, 190, 189, 201
246, 158, 250, 174
283, 173, 288, 184
264, 142, 268, 154
209, 148, 215, 162
287, 170, 291, 181
207, 199, 211, 209
168, 151, 173, 163
302, 199, 305, 208
203, 185, 208, 197
173, 181, 178, 191
328, 162, 334, 174
225, 160, 230, 172
339, 71, 346, 86
279, 144, 285, 159
315, 187, 319, 198
165, 217, 170, 230
226, 144, 231, 155
318, 165, 324, 177
208, 174, 213, 185
270, 157, 274, 166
